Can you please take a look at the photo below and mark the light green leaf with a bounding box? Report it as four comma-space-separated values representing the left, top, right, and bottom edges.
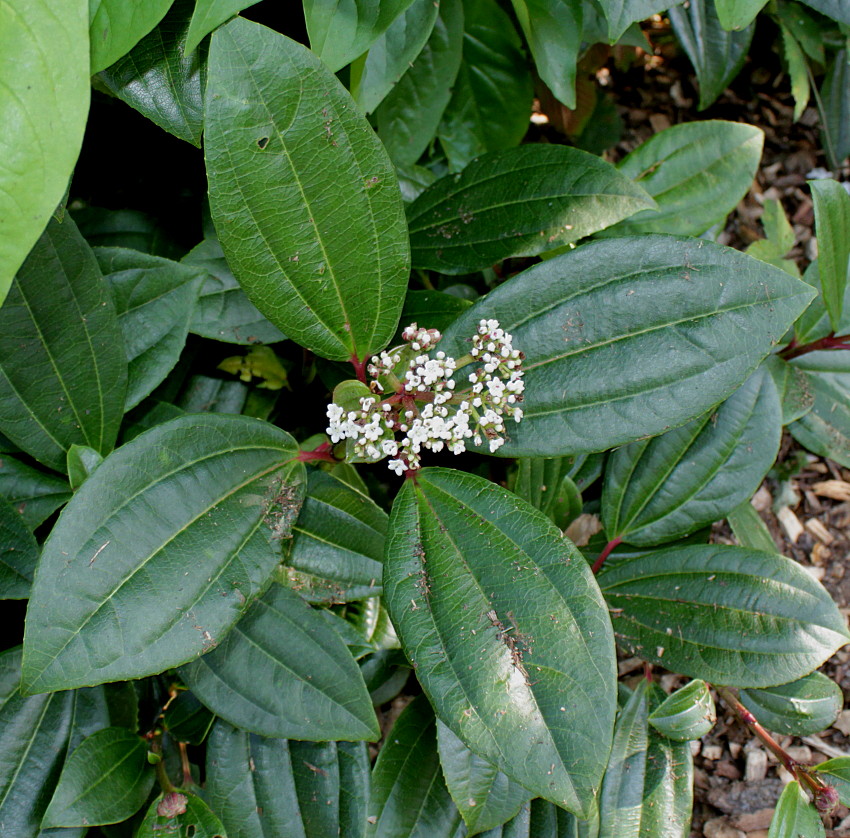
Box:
368, 694, 463, 837
304, 0, 418, 73
376, 0, 464, 169
510, 0, 582, 109
66, 445, 104, 491
726, 499, 777, 553
437, 720, 530, 835
89, 0, 175, 74
0, 216, 127, 472
284, 470, 386, 604
439, 236, 814, 456
206, 720, 370, 838
598, 545, 850, 687
0, 497, 37, 600
746, 199, 799, 276
788, 368, 850, 468
816, 757, 850, 807
810, 179, 850, 330
0, 455, 71, 530
601, 366, 781, 546
384, 469, 616, 815
407, 145, 655, 274
609, 121, 764, 237
714, 0, 766, 30
185, 0, 260, 53
136, 792, 226, 838
97, 0, 207, 147
205, 17, 410, 362
436, 0, 533, 172
22, 414, 306, 694
0, 0, 89, 308
42, 727, 154, 827
97, 247, 204, 410
179, 583, 378, 740
669, 2, 753, 110
648, 680, 716, 741
740, 672, 843, 736
0, 647, 75, 836
598, 681, 694, 838
767, 781, 825, 838
596, 0, 686, 42
780, 23, 810, 122
763, 355, 813, 426
352, 0, 440, 114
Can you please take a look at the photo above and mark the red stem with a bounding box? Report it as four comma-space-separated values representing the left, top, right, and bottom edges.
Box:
350, 354, 369, 383
296, 442, 338, 464
780, 332, 850, 360
591, 536, 622, 575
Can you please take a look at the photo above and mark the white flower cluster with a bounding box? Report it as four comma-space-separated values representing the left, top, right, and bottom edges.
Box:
326, 320, 525, 475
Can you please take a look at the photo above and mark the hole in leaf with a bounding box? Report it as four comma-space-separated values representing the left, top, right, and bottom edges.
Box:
186, 826, 196, 837
256, 136, 269, 149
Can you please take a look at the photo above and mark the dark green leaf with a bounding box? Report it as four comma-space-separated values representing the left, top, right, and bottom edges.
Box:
0, 455, 71, 530
436, 0, 533, 172
601, 366, 781, 546
0, 647, 75, 836
609, 121, 763, 236
368, 694, 463, 837
164, 692, 215, 745
792, 260, 850, 346
73, 207, 180, 257
510, 0, 582, 108
42, 727, 154, 827
0, 0, 89, 307
437, 720, 530, 835
0, 497, 38, 599
206, 720, 370, 838
205, 17, 410, 362
136, 791, 226, 838
810, 179, 850, 330
669, 2, 753, 110
767, 781, 825, 838
799, 0, 850, 24
763, 355, 814, 426
384, 469, 616, 815
598, 681, 694, 838
527, 796, 598, 837
97, 0, 207, 147
598, 545, 850, 687
399, 291, 473, 338
648, 680, 716, 741
439, 236, 814, 456
740, 672, 843, 736
321, 608, 376, 659
121, 399, 186, 443
407, 145, 655, 274
596, 0, 686, 41
816, 757, 850, 807
89, 0, 174, 73
305, 0, 418, 73
177, 374, 248, 414
66, 687, 111, 754
511, 457, 584, 529
0, 216, 127, 472
179, 583, 378, 740
22, 414, 306, 694
284, 470, 386, 604
66, 445, 104, 491
97, 247, 204, 410
819, 47, 850, 169
352, 0, 440, 114
361, 649, 411, 705
376, 0, 464, 169
726, 500, 777, 553
185, 0, 260, 52
788, 368, 850, 468
714, 0, 766, 30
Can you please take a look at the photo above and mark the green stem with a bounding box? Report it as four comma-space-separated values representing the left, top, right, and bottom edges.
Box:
150, 737, 176, 794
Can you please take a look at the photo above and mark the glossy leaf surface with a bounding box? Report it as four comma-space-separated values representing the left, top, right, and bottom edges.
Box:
0, 216, 127, 472
598, 681, 693, 838
205, 18, 409, 361
767, 781, 824, 838
0, 455, 71, 530
66, 445, 104, 491
0, 648, 75, 836
648, 680, 716, 741
206, 721, 370, 838
98, 0, 207, 147
610, 121, 763, 236
185, 0, 260, 52
89, 0, 174, 73
285, 470, 386, 604
97, 247, 204, 410
599, 545, 850, 687
42, 727, 154, 827
740, 672, 843, 736
0, 0, 89, 307
0, 498, 37, 599
180, 582, 378, 740
437, 720, 530, 835
439, 236, 814, 456
601, 366, 781, 546
22, 414, 305, 694
384, 469, 616, 815
368, 695, 463, 837
408, 145, 654, 274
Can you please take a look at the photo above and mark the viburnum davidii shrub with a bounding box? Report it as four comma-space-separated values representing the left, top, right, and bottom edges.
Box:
4, 2, 850, 837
